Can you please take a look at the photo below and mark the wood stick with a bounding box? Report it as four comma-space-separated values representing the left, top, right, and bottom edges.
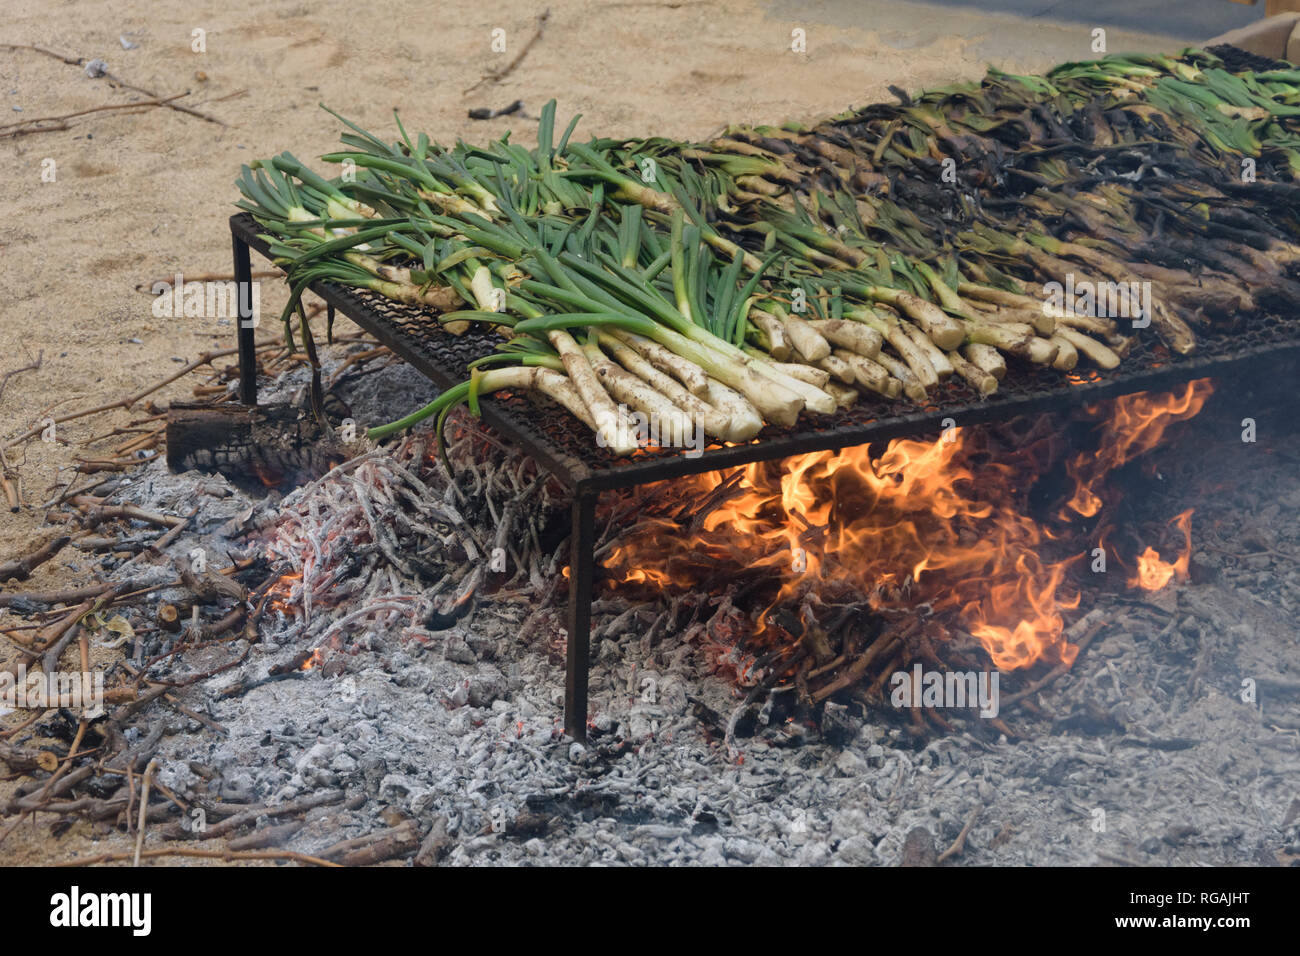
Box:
161, 789, 345, 841
227, 820, 304, 851
0, 465, 18, 512
136, 269, 280, 292
0, 44, 225, 125
937, 805, 981, 863
56, 847, 339, 867
337, 824, 419, 866
463, 8, 551, 94
0, 581, 117, 608
115, 427, 165, 456
0, 94, 188, 137
145, 507, 197, 556
75, 500, 184, 530
318, 824, 415, 859
3, 342, 279, 451
0, 535, 70, 582
0, 719, 88, 847
0, 351, 42, 402
120, 662, 226, 735
133, 759, 157, 866
1001, 614, 1109, 708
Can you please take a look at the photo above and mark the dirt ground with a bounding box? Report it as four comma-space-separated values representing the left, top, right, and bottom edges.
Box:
0, 0, 1189, 864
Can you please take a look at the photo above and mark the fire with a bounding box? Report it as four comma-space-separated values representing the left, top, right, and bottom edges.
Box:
299, 647, 326, 671
1062, 381, 1212, 519
1129, 510, 1193, 591
605, 429, 1080, 670
265, 569, 304, 614
601, 380, 1214, 675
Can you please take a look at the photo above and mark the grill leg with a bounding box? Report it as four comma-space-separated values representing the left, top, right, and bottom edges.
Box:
233, 231, 258, 406
565, 492, 596, 742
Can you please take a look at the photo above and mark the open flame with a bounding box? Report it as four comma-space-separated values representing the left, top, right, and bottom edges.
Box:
266, 569, 304, 615
602, 380, 1214, 674
1129, 510, 1193, 592
299, 647, 326, 671
1062, 382, 1211, 519
605, 430, 1080, 670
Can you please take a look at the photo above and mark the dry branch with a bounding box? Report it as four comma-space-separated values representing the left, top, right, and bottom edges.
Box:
0, 43, 225, 126
0, 94, 189, 138
463, 9, 551, 94
0, 351, 42, 402
0, 535, 71, 582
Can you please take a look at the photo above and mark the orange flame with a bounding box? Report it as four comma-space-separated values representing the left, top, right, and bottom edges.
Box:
604, 430, 1080, 670
1129, 510, 1193, 591
265, 569, 304, 615
600, 381, 1212, 673
1062, 381, 1212, 519
299, 647, 326, 671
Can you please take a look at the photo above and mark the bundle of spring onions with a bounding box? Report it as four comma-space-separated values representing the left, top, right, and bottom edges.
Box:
236, 48, 1300, 455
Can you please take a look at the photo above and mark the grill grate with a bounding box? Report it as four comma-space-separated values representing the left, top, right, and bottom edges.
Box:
233, 213, 1300, 493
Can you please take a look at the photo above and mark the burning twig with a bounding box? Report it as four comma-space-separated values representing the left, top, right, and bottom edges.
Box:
1000, 608, 1113, 709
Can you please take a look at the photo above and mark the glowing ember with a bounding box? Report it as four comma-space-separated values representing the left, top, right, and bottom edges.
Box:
1129, 510, 1193, 592
299, 647, 326, 671
265, 570, 304, 615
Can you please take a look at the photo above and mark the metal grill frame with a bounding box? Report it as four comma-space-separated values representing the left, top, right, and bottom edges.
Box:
232, 212, 1300, 741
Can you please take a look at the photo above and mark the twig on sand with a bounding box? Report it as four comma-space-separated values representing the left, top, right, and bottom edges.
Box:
463, 9, 550, 95
0, 351, 42, 402
0, 463, 19, 512
0, 94, 188, 138
135, 269, 281, 293
0, 43, 225, 125
3, 341, 279, 451
0, 535, 72, 582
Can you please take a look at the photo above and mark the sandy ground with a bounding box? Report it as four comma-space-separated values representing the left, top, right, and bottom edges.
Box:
0, 0, 1193, 864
